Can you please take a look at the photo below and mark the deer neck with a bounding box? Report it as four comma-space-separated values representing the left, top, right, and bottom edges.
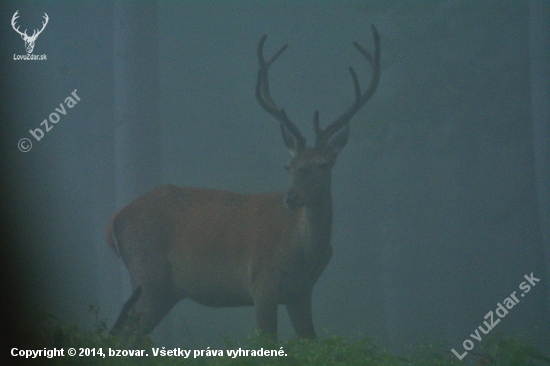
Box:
298, 191, 333, 260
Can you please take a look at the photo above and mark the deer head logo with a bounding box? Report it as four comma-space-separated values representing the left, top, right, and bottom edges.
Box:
11, 10, 49, 54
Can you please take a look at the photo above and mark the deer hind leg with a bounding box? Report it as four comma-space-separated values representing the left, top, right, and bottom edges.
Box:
110, 286, 143, 336
112, 260, 184, 337
285, 292, 316, 339
131, 262, 185, 336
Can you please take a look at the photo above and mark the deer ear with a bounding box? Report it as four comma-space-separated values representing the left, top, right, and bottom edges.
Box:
328, 123, 349, 155
280, 124, 299, 156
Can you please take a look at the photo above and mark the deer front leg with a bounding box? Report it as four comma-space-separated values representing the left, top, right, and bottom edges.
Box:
253, 297, 278, 340
286, 292, 316, 339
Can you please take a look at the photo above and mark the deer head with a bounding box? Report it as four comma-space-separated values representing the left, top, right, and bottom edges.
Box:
256, 26, 381, 210
11, 11, 49, 54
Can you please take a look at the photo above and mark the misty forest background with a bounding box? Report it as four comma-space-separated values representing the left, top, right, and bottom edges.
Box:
1, 0, 549, 357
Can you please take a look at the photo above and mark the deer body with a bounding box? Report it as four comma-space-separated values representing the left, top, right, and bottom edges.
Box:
108, 185, 332, 337
108, 26, 380, 340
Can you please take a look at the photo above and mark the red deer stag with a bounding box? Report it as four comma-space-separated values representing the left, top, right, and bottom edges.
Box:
107, 25, 380, 340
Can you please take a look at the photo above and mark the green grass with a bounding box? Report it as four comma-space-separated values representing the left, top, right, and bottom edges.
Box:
14, 308, 550, 366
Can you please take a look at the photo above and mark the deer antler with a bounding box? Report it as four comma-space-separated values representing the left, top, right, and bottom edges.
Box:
31, 13, 49, 40
256, 35, 306, 151
315, 25, 381, 146
11, 11, 49, 41
256, 26, 381, 151
11, 11, 27, 38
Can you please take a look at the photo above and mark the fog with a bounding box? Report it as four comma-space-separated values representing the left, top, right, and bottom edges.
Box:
1, 0, 549, 359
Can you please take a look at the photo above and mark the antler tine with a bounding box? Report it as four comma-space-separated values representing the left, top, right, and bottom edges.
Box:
265, 40, 288, 66
256, 35, 306, 150
317, 25, 381, 143
313, 110, 322, 136
33, 13, 49, 38
11, 10, 26, 36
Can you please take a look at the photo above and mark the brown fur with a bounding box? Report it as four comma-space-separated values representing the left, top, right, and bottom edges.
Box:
108, 185, 330, 339
108, 26, 380, 340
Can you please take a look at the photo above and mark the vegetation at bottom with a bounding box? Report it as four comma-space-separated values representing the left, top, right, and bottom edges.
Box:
12, 307, 550, 366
